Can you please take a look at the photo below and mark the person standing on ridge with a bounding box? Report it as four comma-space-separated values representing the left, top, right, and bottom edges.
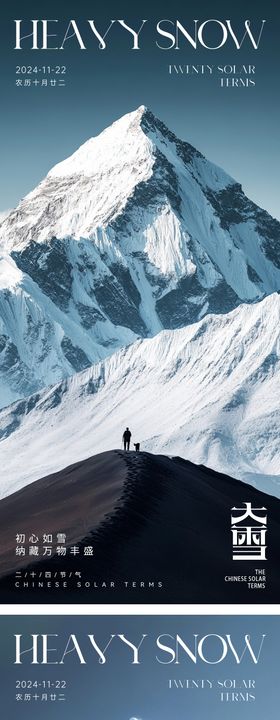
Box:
123, 427, 132, 451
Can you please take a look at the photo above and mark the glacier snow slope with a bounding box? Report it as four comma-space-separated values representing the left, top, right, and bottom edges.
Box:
0, 294, 279, 500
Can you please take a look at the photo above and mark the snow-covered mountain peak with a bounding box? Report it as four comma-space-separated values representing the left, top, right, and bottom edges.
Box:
47, 105, 153, 181
0, 105, 239, 252
0, 107, 279, 410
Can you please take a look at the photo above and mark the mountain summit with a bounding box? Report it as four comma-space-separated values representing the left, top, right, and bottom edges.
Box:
0, 106, 279, 406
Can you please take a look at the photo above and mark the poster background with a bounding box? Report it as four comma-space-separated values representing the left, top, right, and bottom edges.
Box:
0, 614, 279, 719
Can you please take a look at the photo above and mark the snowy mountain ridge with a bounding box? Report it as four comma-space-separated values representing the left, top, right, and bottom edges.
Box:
0, 106, 279, 409
0, 294, 279, 500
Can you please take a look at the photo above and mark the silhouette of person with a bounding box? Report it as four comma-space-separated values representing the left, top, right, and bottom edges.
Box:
123, 427, 132, 451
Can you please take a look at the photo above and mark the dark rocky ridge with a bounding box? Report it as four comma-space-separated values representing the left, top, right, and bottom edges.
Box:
0, 450, 279, 604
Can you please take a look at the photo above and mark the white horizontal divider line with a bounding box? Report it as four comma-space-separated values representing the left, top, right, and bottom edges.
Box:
0, 604, 279, 615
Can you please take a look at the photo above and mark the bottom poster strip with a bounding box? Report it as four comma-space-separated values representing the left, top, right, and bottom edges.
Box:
0, 615, 278, 719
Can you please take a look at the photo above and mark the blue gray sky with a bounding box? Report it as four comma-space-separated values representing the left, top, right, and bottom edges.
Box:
0, 0, 279, 219
0, 615, 278, 719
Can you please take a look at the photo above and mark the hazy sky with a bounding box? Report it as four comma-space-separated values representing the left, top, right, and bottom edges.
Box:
0, 0, 279, 219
